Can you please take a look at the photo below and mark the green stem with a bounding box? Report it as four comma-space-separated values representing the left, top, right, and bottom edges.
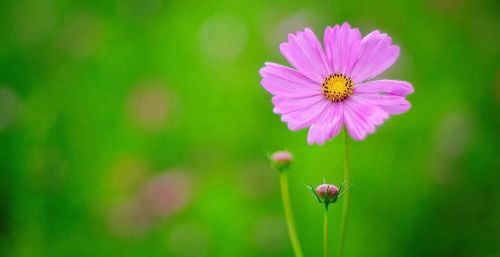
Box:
324, 207, 329, 257
338, 127, 351, 257
279, 171, 304, 257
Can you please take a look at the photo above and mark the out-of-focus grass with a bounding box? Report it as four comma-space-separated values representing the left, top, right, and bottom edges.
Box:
0, 0, 499, 257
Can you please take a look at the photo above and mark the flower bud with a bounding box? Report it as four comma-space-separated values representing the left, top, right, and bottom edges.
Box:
315, 184, 339, 202
270, 151, 293, 171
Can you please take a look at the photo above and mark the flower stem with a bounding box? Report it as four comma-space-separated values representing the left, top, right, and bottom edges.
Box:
323, 207, 329, 257
338, 127, 351, 257
279, 171, 304, 257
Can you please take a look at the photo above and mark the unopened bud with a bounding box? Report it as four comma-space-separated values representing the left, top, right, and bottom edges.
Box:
270, 151, 293, 171
306, 181, 350, 209
315, 184, 339, 201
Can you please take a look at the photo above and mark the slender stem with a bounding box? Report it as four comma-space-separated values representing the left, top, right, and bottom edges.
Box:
338, 127, 351, 257
323, 207, 329, 257
279, 172, 304, 257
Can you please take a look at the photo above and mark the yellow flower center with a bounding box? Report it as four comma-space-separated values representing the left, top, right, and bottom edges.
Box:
322, 74, 353, 102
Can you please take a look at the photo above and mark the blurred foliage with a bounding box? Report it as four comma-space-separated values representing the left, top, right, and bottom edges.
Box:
0, 0, 499, 257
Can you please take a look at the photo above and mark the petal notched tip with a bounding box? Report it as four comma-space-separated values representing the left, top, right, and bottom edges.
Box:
350, 132, 367, 141
258, 67, 267, 77
403, 81, 415, 95
307, 129, 326, 145
388, 80, 414, 97
340, 22, 352, 30
303, 27, 314, 35
279, 42, 289, 53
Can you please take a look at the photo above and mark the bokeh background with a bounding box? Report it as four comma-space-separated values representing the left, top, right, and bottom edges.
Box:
1, 0, 499, 256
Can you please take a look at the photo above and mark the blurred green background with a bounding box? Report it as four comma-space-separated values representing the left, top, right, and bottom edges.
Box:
1, 0, 499, 256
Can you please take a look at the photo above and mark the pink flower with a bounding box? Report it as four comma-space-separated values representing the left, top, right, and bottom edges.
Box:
260, 23, 414, 144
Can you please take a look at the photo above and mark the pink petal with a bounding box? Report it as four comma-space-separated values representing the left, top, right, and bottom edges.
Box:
260, 62, 322, 97
280, 28, 330, 83
272, 94, 325, 115
324, 22, 362, 75
350, 30, 399, 83
307, 102, 343, 145
281, 100, 330, 131
353, 93, 411, 115
343, 97, 389, 140
348, 96, 389, 126
354, 79, 414, 96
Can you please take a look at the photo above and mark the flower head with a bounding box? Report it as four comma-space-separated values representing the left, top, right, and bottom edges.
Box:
260, 23, 414, 144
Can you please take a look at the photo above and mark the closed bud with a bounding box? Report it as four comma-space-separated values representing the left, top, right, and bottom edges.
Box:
315, 184, 339, 202
306, 181, 350, 209
270, 151, 293, 171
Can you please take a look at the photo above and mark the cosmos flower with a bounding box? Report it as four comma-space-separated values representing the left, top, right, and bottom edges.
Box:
260, 23, 414, 144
